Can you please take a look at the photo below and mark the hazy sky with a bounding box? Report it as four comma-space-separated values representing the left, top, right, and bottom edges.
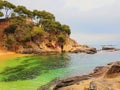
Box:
7, 0, 120, 45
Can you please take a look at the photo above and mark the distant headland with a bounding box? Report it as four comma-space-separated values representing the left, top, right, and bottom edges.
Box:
0, 0, 96, 54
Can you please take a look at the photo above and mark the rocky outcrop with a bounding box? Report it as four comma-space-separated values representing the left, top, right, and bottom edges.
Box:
53, 61, 120, 90
63, 38, 97, 54
69, 47, 97, 54
102, 47, 120, 51
105, 62, 120, 78
14, 38, 97, 54
0, 18, 97, 54
53, 75, 90, 90
91, 61, 120, 78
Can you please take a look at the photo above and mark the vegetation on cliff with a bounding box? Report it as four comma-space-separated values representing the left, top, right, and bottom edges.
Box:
0, 0, 96, 54
0, 0, 71, 52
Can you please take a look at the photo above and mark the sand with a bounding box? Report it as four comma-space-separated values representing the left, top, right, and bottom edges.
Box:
58, 77, 120, 90
0, 50, 29, 67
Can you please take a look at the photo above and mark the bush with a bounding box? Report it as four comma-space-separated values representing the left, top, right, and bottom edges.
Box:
49, 35, 56, 42
31, 26, 45, 37
5, 35, 16, 49
6, 35, 16, 44
4, 25, 17, 34
58, 34, 66, 43
61, 25, 71, 35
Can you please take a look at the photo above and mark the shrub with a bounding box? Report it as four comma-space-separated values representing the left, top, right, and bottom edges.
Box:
6, 35, 16, 44
5, 35, 16, 49
58, 34, 66, 43
4, 25, 17, 34
31, 26, 45, 37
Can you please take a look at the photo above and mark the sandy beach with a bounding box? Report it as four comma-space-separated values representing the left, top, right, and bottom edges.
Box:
0, 50, 15, 56
0, 50, 28, 67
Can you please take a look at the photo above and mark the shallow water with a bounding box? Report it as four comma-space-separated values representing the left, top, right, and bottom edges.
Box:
0, 51, 120, 90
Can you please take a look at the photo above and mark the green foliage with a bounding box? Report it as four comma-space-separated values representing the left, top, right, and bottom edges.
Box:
49, 35, 57, 42
0, 0, 16, 18
14, 5, 32, 17
40, 19, 61, 31
32, 10, 55, 23
32, 9, 41, 23
6, 35, 16, 45
15, 24, 32, 41
31, 26, 45, 37
58, 34, 66, 43
4, 16, 33, 42
0, 0, 3, 9
4, 25, 16, 34
40, 19, 71, 35
1, 0, 71, 50
40, 10, 55, 20
11, 13, 16, 17
61, 25, 71, 35
10, 16, 26, 26
0, 11, 3, 17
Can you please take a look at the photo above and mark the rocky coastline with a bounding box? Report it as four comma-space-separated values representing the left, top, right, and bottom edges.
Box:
53, 61, 120, 90
17, 38, 97, 55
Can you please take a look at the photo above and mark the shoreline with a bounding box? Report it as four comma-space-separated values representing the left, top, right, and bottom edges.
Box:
53, 61, 120, 90
0, 50, 29, 60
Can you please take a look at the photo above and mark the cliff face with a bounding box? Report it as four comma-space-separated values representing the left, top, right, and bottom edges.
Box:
0, 19, 96, 54
0, 19, 10, 49
15, 37, 96, 54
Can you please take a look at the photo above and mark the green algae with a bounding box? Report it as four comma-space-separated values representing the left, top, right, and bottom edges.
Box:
0, 54, 70, 90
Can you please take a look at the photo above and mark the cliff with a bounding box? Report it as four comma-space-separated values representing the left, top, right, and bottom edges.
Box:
0, 18, 96, 54
0, 19, 10, 49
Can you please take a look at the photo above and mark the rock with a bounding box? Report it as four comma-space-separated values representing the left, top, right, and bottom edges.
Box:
37, 78, 60, 90
102, 47, 120, 51
53, 61, 120, 90
85, 48, 97, 54
90, 61, 120, 78
105, 62, 120, 78
69, 47, 97, 54
53, 75, 90, 90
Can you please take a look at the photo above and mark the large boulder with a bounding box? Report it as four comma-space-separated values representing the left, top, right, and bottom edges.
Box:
91, 61, 120, 78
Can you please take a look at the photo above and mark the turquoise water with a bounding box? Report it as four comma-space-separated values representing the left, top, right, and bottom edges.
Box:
0, 51, 120, 90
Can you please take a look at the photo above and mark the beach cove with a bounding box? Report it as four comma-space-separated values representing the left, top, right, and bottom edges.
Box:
0, 51, 120, 90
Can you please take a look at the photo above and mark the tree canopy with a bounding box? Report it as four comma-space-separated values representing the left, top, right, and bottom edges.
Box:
0, 11, 4, 17
1, 0, 71, 49
0, 0, 72, 52
0, 0, 16, 18
14, 5, 32, 18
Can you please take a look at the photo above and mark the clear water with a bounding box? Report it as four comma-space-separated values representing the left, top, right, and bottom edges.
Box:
0, 51, 120, 90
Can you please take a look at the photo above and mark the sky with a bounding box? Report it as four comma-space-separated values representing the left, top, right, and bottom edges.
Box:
7, 0, 120, 46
